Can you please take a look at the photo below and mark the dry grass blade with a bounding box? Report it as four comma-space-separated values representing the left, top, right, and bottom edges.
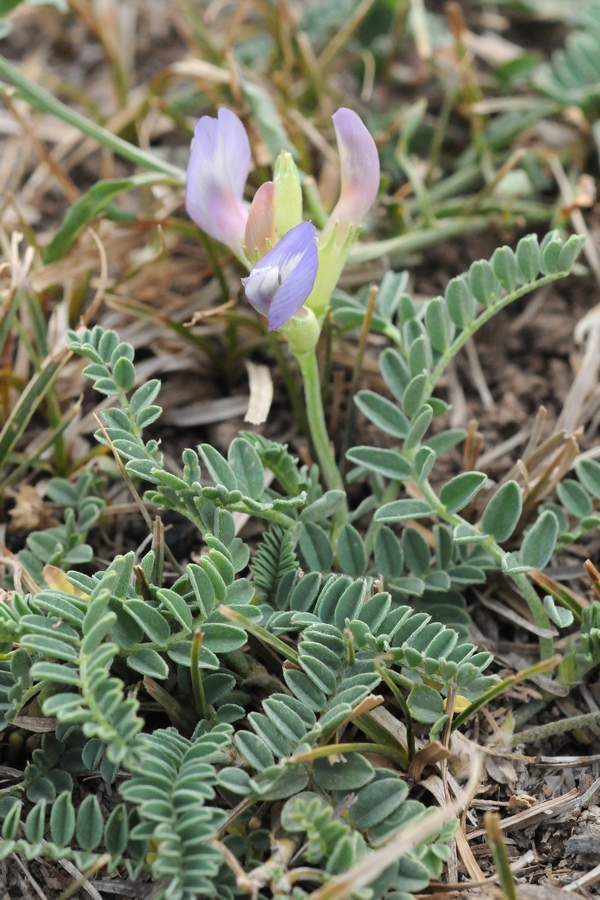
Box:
55, 854, 108, 900
557, 305, 600, 432
565, 862, 600, 892
317, 0, 379, 69
10, 853, 48, 900
467, 786, 586, 840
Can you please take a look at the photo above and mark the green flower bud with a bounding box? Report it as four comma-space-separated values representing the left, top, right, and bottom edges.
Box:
274, 150, 303, 239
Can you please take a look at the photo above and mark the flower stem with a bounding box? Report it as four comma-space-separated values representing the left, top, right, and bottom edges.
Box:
296, 349, 345, 496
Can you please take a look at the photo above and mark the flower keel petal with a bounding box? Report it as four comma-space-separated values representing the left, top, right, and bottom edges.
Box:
242, 221, 318, 330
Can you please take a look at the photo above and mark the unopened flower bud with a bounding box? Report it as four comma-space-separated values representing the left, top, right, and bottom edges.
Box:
274, 150, 303, 240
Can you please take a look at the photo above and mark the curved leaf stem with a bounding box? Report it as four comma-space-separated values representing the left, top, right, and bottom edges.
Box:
423, 272, 569, 404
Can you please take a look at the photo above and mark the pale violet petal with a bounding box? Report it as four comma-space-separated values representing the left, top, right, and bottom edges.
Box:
322, 108, 380, 243
218, 107, 252, 199
185, 108, 251, 252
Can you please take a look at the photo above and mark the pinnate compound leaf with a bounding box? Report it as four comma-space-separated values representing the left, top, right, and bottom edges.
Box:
375, 500, 433, 523
516, 234, 540, 283
228, 438, 264, 499
199, 444, 237, 491
312, 754, 374, 790
123, 600, 171, 646
346, 447, 413, 481
299, 523, 334, 572
127, 648, 169, 680
439, 472, 487, 514
336, 524, 367, 577
445, 276, 475, 328
481, 481, 522, 542
424, 297, 454, 351
576, 458, 600, 499
354, 390, 409, 438
543, 594, 574, 629
75, 795, 104, 851
402, 374, 428, 418
491, 245, 518, 292
520, 510, 559, 570
407, 683, 444, 724
50, 792, 75, 847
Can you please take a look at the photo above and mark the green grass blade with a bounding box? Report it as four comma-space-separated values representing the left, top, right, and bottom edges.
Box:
0, 353, 68, 473
0, 55, 185, 181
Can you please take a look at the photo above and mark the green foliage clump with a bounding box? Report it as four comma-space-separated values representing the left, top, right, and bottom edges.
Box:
1, 227, 593, 898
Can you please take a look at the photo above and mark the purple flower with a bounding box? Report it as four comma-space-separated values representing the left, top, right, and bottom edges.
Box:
185, 108, 251, 253
322, 108, 380, 244
242, 221, 318, 331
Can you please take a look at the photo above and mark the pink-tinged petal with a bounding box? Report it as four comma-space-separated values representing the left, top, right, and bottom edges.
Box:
185, 108, 251, 252
241, 221, 318, 331
245, 182, 276, 259
323, 108, 380, 243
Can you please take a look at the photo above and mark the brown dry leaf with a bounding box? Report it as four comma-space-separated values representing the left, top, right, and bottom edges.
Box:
12, 716, 56, 733
573, 174, 596, 208
9, 485, 57, 531
409, 740, 451, 781
509, 792, 536, 809
169, 59, 232, 84
449, 731, 478, 782
484, 755, 519, 787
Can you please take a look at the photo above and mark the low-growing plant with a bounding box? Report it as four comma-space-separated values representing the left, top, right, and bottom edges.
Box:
0, 100, 597, 900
